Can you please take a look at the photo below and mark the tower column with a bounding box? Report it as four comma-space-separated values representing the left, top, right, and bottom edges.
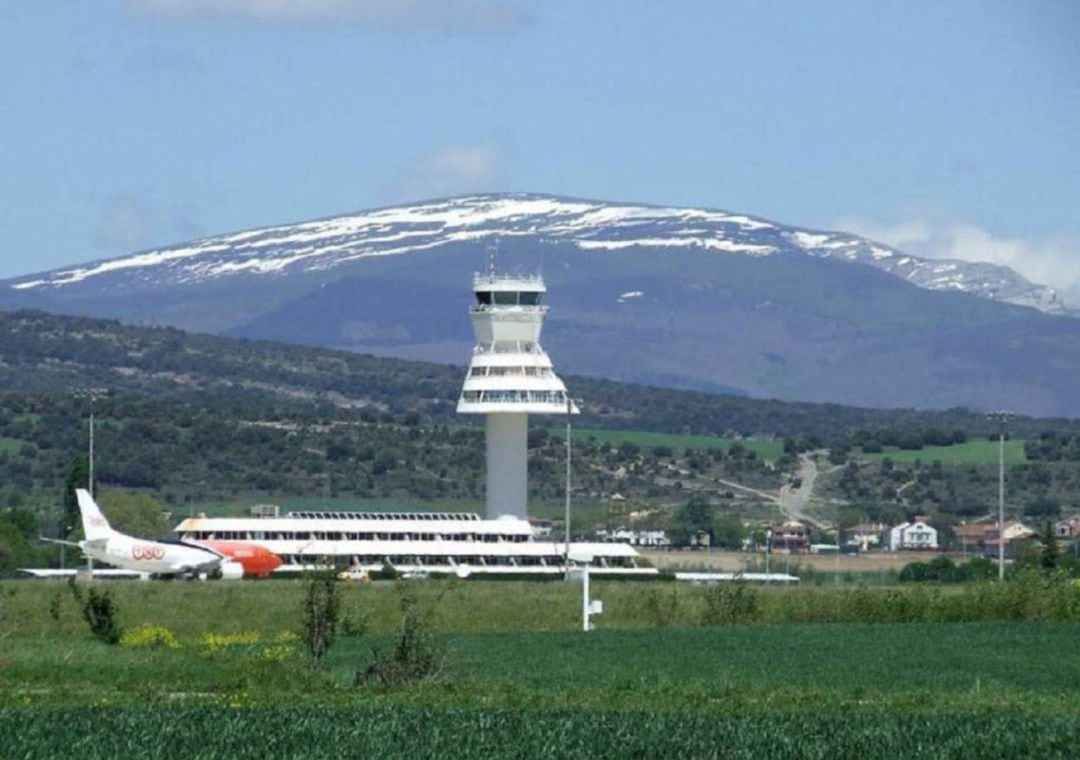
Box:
486, 413, 528, 519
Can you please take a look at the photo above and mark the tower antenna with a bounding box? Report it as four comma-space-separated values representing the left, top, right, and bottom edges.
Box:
487, 237, 499, 277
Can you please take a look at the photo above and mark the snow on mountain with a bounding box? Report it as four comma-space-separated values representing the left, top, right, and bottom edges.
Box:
8, 193, 1072, 316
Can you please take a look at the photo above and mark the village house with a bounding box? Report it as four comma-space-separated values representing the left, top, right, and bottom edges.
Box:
1054, 515, 1080, 539
844, 523, 886, 552
980, 521, 1038, 558
887, 519, 938, 551
770, 520, 809, 553
596, 527, 670, 547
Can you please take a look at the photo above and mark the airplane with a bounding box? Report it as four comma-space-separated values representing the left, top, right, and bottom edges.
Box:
39, 489, 281, 579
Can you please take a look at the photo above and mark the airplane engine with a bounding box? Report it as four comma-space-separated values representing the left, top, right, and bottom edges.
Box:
218, 562, 245, 580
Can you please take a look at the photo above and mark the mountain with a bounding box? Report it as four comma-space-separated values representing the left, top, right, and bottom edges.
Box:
3, 193, 1079, 417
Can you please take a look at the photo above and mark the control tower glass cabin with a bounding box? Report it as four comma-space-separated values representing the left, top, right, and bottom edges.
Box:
457, 272, 579, 519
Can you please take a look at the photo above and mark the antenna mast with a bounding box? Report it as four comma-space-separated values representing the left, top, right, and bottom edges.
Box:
487, 237, 499, 277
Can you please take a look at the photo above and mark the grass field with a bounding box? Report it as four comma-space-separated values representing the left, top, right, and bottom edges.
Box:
574, 428, 783, 460
3, 579, 1080, 757
855, 438, 1027, 465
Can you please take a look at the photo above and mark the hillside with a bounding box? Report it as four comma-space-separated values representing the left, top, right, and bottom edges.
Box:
4, 194, 1080, 416
1, 310, 1078, 554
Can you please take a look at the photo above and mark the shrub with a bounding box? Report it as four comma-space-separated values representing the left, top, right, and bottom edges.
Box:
301, 573, 340, 664
120, 624, 180, 650
701, 583, 758, 625
68, 579, 122, 645
355, 582, 445, 687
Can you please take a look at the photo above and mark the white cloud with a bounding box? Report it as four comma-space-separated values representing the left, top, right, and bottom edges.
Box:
125, 0, 532, 31
92, 195, 203, 253
836, 215, 1080, 305
382, 143, 504, 203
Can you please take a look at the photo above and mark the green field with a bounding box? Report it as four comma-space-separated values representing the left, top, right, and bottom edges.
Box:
3, 579, 1080, 757
855, 438, 1027, 465
574, 428, 783, 460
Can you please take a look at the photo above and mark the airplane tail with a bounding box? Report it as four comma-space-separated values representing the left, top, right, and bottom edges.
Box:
76, 489, 114, 542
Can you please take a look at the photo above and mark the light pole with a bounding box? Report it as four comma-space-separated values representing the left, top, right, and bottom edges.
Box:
564, 394, 573, 579
987, 411, 1012, 581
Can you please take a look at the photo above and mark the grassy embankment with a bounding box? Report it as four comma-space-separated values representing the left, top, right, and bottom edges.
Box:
854, 438, 1027, 465
4, 579, 1080, 757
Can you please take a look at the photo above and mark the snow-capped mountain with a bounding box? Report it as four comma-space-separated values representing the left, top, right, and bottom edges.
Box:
8, 194, 1071, 316
4, 193, 1079, 417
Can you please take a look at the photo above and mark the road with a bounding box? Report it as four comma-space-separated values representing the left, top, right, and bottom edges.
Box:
778, 453, 826, 528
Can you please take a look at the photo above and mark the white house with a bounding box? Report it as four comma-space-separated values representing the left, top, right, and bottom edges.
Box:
596, 527, 670, 547
887, 520, 938, 551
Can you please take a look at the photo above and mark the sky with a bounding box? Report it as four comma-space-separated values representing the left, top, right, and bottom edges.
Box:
1, 1, 1078, 300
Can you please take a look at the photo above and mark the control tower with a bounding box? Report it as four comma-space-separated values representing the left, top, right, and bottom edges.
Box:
457, 271, 578, 519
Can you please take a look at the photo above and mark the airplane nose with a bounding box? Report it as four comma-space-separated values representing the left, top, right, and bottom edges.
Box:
263, 548, 283, 571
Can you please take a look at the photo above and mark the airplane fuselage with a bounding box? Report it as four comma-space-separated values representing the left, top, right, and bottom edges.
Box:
81, 534, 221, 576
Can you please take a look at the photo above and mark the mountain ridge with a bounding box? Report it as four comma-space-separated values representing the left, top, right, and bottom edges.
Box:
6, 193, 1072, 316
3, 193, 1078, 418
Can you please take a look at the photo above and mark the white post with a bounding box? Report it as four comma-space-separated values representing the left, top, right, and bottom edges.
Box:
582, 562, 590, 631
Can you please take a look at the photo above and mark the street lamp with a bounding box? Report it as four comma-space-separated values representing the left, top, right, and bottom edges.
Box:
987, 411, 1012, 582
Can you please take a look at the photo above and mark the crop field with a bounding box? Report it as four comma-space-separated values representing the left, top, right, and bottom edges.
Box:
574, 428, 783, 460
855, 438, 1027, 465
3, 579, 1080, 757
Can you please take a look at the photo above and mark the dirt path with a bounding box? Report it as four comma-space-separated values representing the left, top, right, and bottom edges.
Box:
778, 454, 826, 527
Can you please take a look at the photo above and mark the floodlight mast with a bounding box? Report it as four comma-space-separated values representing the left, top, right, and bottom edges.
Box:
564, 394, 572, 579
987, 411, 1012, 581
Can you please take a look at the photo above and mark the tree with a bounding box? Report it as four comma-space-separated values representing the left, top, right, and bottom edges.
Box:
62, 455, 91, 538
1039, 521, 1059, 573
713, 515, 745, 550
301, 572, 340, 664
94, 490, 172, 538
671, 494, 714, 546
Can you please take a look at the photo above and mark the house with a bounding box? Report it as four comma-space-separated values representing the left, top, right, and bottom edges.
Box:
845, 523, 886, 552
953, 521, 995, 551
595, 527, 670, 547
1055, 515, 1080, 539
954, 520, 1035, 556
982, 522, 1037, 558
887, 519, 938, 551
770, 520, 809, 553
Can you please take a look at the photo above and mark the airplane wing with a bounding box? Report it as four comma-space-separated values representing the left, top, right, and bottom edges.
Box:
40, 537, 81, 548
18, 568, 149, 579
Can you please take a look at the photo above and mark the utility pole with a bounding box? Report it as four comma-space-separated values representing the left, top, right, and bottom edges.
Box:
987, 411, 1011, 581
88, 410, 95, 497
564, 395, 573, 579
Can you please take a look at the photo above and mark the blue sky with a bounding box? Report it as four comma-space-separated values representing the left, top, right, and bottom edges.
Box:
2, 1, 1078, 298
